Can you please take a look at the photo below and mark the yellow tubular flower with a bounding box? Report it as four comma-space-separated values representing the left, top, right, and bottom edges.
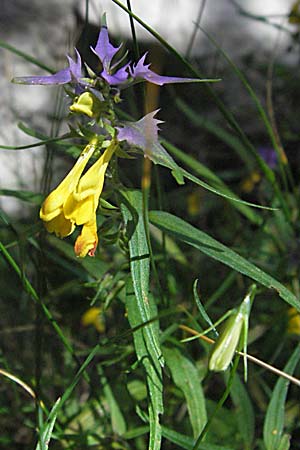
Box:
40, 139, 98, 237
40, 138, 116, 257
63, 143, 115, 257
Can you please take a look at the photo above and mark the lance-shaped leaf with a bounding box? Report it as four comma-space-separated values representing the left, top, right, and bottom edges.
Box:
121, 190, 163, 450
149, 210, 300, 310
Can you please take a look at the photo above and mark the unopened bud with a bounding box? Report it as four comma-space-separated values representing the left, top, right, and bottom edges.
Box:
70, 92, 102, 118
209, 310, 243, 372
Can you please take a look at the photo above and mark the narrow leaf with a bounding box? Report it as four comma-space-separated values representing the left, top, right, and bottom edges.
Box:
162, 426, 234, 450
263, 344, 300, 450
163, 346, 207, 437
35, 398, 61, 450
149, 211, 300, 310
228, 374, 255, 450
121, 190, 163, 450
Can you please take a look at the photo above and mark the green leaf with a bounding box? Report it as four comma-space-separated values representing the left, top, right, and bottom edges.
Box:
150, 223, 187, 265
126, 280, 163, 450
98, 366, 127, 435
121, 190, 163, 450
228, 374, 255, 450
163, 346, 207, 437
35, 398, 61, 450
263, 344, 300, 450
162, 426, 234, 450
278, 434, 291, 450
121, 190, 163, 364
151, 141, 275, 212
149, 211, 300, 310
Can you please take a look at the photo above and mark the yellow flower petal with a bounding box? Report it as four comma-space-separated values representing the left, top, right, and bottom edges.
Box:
74, 220, 98, 257
64, 143, 116, 226
44, 211, 75, 237
64, 195, 95, 225
39, 139, 116, 258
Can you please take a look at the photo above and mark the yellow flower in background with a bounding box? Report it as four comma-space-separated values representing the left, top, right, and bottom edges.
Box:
187, 190, 202, 217
81, 307, 105, 333
240, 170, 261, 194
287, 307, 300, 335
40, 138, 116, 257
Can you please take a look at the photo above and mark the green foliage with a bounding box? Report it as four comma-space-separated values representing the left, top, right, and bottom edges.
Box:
1, 1, 300, 449
149, 211, 299, 309
121, 190, 163, 450
263, 344, 300, 450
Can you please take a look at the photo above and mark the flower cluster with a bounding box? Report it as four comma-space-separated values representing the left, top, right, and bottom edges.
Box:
14, 15, 205, 257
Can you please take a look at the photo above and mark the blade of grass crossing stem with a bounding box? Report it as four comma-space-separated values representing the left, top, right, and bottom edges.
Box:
171, 102, 253, 171
35, 398, 61, 450
193, 279, 218, 338
149, 211, 300, 310
263, 343, 300, 450
121, 190, 163, 449
163, 140, 262, 225
196, 25, 291, 190
110, 0, 291, 222
163, 346, 207, 438
0, 39, 54, 72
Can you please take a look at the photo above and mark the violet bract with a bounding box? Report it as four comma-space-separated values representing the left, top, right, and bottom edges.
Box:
13, 49, 84, 88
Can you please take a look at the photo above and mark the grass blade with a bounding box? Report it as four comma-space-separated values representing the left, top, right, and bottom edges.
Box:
163, 140, 262, 225
35, 398, 61, 450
